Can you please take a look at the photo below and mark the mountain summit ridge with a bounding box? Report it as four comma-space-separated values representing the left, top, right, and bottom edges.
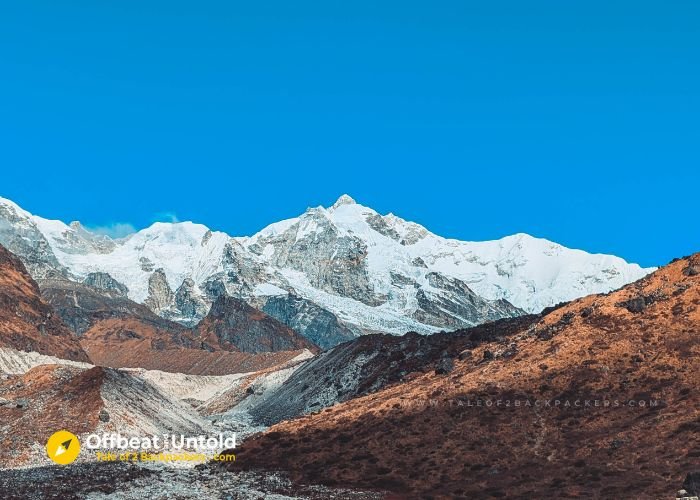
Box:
0, 195, 652, 345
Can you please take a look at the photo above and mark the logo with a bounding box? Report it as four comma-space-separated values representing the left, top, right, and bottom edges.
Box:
46, 430, 80, 465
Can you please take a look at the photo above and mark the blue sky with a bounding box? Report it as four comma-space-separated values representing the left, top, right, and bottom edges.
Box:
1, 1, 698, 267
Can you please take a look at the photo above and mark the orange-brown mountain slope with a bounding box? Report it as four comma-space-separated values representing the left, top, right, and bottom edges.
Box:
0, 244, 88, 362
226, 254, 700, 498
81, 317, 311, 376
78, 297, 316, 375
0, 364, 105, 466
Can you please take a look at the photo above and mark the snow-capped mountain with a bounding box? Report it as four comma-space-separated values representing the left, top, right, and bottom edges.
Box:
0, 195, 653, 345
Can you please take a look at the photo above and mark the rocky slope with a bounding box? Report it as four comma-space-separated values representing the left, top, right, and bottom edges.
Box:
79, 317, 314, 376
0, 464, 382, 499
0, 198, 67, 278
39, 275, 175, 336
0, 364, 105, 467
254, 293, 357, 349
0, 346, 313, 468
196, 296, 319, 354
0, 244, 88, 362
0, 361, 213, 468
0, 195, 651, 346
250, 315, 537, 426
225, 254, 700, 498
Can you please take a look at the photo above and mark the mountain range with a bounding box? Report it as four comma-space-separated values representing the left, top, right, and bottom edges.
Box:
0, 194, 651, 348
0, 193, 695, 498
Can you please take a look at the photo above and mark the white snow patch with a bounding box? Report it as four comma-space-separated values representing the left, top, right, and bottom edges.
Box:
0, 347, 92, 374
252, 283, 287, 297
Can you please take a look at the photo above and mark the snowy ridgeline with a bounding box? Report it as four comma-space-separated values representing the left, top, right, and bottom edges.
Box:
0, 195, 653, 336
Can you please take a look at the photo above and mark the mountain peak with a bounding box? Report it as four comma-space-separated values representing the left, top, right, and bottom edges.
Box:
330, 194, 357, 209
0, 196, 32, 218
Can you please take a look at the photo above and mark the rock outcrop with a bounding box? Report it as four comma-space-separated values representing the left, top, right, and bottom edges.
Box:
681, 472, 700, 498
0, 199, 66, 278
259, 294, 357, 349
196, 296, 319, 354
82, 272, 129, 297
172, 278, 208, 326
412, 271, 524, 328
249, 207, 385, 307
144, 269, 174, 314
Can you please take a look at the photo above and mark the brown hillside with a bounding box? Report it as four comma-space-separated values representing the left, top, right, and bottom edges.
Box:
81, 317, 311, 376
227, 254, 700, 498
0, 365, 105, 466
0, 245, 88, 362
37, 276, 317, 375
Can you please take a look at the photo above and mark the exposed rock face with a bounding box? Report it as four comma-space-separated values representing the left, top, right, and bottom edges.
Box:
0, 199, 66, 278
381, 213, 429, 245
39, 278, 180, 336
196, 296, 319, 354
364, 213, 402, 242
366, 212, 428, 245
38, 272, 280, 375
411, 256, 427, 268
203, 278, 227, 302
682, 472, 700, 496
219, 240, 265, 295
412, 272, 524, 328
39, 272, 317, 373
0, 245, 88, 362
684, 265, 700, 277
40, 280, 315, 375
249, 207, 384, 306
201, 229, 212, 246
141, 240, 263, 325
230, 253, 700, 499
259, 294, 357, 349
139, 256, 154, 272
172, 278, 208, 327
144, 269, 174, 314
62, 221, 116, 254
83, 272, 129, 297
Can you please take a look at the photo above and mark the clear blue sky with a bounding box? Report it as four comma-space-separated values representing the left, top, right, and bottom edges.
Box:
1, 1, 698, 267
